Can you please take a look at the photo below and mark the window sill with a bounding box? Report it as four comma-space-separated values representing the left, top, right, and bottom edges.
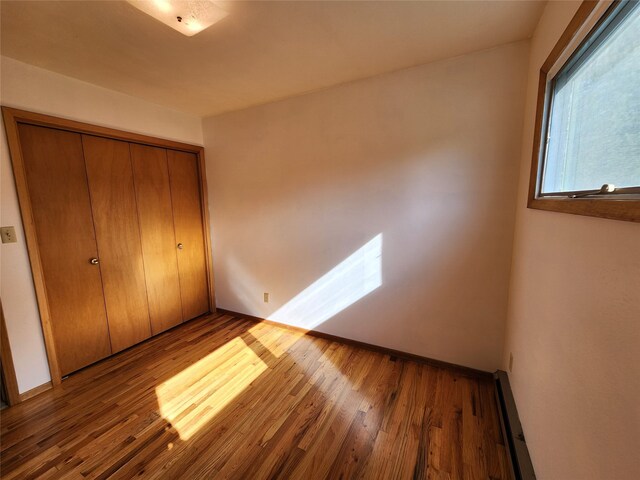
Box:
527, 197, 640, 223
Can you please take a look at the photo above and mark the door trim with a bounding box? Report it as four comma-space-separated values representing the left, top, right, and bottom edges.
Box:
1, 298, 21, 406
1, 107, 216, 390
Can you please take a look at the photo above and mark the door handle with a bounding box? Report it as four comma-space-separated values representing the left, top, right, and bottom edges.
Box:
89, 258, 99, 265
177, 243, 184, 250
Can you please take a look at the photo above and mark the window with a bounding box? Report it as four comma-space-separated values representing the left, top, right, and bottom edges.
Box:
529, 0, 640, 222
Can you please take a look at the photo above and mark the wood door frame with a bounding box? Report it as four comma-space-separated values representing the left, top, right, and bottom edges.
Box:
1, 298, 21, 406
1, 106, 216, 389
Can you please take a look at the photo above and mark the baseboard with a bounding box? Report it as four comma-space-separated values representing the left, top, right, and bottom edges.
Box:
216, 308, 491, 379
493, 370, 536, 480
18, 381, 52, 403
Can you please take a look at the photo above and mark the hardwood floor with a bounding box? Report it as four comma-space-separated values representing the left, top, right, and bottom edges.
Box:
0, 313, 509, 479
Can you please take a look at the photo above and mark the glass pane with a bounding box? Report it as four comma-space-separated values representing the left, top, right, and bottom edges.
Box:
542, 2, 640, 194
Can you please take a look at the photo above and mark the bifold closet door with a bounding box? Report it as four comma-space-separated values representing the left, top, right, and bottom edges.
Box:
130, 144, 184, 334
17, 124, 111, 375
167, 150, 210, 320
82, 135, 152, 352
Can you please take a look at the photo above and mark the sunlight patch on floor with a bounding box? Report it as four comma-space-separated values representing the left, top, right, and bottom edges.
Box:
155, 337, 268, 440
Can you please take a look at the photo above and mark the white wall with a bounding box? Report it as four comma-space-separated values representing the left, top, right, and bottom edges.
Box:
0, 56, 203, 393
203, 42, 530, 372
503, 3, 640, 479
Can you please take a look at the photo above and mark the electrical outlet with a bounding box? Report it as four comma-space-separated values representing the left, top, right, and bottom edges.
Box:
263, 292, 269, 303
509, 352, 514, 372
0, 226, 17, 244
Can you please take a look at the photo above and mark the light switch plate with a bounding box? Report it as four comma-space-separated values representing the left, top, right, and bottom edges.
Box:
1, 226, 17, 244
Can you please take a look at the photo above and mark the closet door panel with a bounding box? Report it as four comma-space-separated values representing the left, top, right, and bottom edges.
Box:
82, 135, 152, 352
18, 124, 111, 375
167, 150, 210, 320
130, 144, 183, 334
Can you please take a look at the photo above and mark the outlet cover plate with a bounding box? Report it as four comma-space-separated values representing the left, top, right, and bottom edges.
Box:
1, 226, 17, 244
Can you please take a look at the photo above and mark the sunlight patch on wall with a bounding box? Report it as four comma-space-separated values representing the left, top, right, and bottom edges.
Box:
155, 337, 267, 440
270, 234, 382, 330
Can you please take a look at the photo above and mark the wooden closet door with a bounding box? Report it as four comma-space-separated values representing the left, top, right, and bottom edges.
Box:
18, 124, 111, 375
130, 144, 183, 334
167, 150, 210, 320
82, 135, 152, 352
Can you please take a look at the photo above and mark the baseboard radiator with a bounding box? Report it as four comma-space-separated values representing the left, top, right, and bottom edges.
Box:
493, 370, 536, 480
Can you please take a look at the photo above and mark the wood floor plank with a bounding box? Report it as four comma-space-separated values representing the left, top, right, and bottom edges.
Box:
0, 313, 508, 479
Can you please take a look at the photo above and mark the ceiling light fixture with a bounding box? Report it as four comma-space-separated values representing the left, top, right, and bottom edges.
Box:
127, 0, 228, 37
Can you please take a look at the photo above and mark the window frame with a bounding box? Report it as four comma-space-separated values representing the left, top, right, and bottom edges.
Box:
528, 0, 640, 223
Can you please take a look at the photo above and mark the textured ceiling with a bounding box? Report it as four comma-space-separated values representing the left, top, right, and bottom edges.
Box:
1, 1, 545, 117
